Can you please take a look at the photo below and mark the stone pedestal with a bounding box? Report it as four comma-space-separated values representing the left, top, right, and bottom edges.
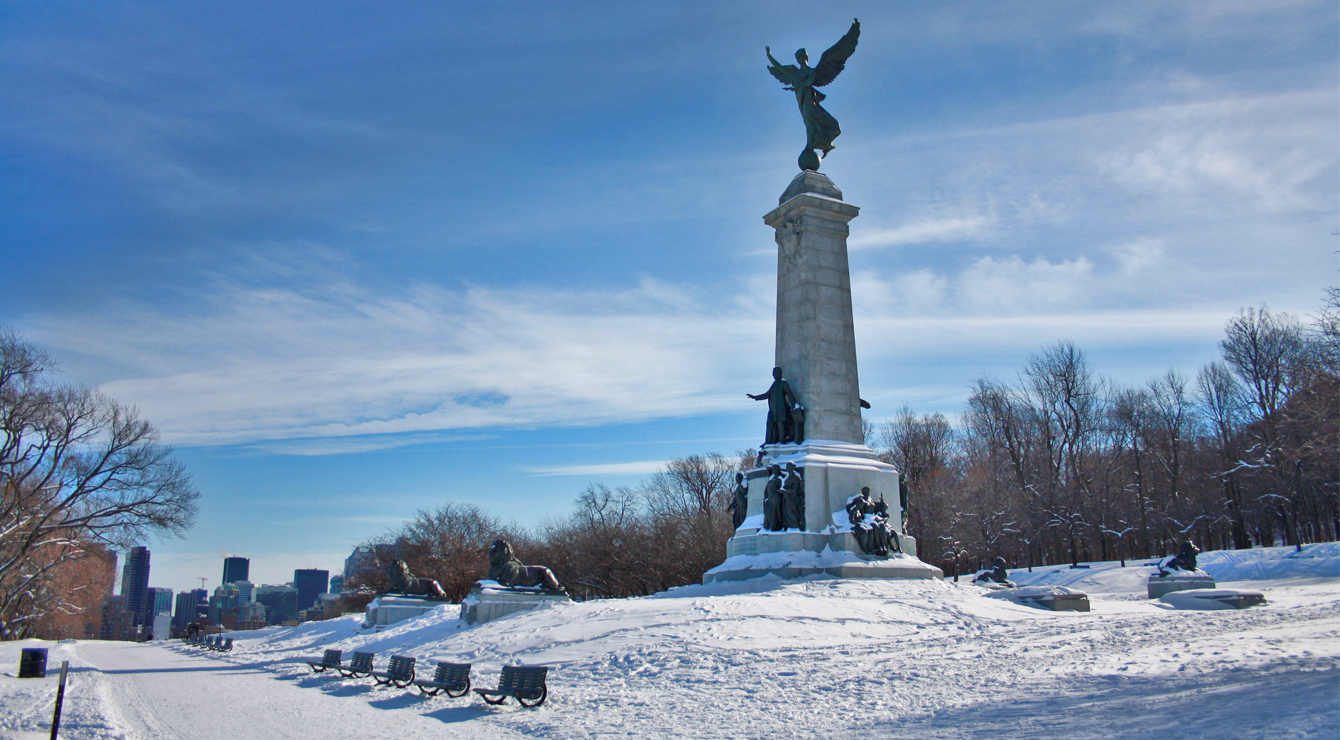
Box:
363, 595, 447, 631
459, 581, 571, 625
707, 439, 941, 585
1160, 589, 1266, 610
1147, 571, 1216, 599
985, 586, 1091, 612
705, 171, 943, 585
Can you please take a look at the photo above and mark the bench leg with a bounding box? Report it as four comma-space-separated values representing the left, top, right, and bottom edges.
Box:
517, 688, 547, 708
481, 694, 508, 705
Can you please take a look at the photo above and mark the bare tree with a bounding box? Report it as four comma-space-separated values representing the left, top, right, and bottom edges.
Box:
0, 328, 199, 637
1219, 306, 1309, 545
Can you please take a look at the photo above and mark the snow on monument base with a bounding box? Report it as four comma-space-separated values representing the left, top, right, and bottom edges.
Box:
705, 547, 941, 582
1147, 570, 1216, 599
704, 440, 943, 584
363, 595, 447, 631
459, 581, 572, 625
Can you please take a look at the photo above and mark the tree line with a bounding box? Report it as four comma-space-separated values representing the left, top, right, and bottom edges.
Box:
344, 452, 753, 605
886, 297, 1337, 576
347, 295, 1336, 599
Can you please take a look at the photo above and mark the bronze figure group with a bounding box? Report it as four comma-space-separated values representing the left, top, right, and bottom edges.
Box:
846, 487, 902, 557
760, 463, 806, 531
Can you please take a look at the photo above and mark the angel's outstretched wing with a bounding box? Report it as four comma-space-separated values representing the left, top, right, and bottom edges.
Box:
767, 51, 799, 86
813, 19, 860, 88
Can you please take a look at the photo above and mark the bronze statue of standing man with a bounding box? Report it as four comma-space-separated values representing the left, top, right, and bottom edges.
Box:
767, 19, 860, 172
748, 366, 798, 445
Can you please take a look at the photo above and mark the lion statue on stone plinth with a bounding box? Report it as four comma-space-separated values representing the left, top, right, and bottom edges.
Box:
487, 539, 564, 592
386, 558, 449, 600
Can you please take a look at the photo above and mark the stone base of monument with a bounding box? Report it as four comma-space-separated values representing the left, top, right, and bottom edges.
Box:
1147, 570, 1216, 599
459, 580, 572, 625
1160, 588, 1267, 610
985, 586, 1090, 612
363, 595, 449, 631
704, 546, 941, 583
706, 439, 945, 584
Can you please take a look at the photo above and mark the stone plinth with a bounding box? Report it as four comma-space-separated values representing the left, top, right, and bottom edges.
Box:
705, 548, 941, 582
985, 586, 1091, 612
363, 595, 447, 631
459, 581, 571, 625
1160, 589, 1266, 610
1147, 571, 1216, 599
707, 440, 943, 584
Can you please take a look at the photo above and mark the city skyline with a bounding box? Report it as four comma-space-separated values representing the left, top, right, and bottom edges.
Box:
2, 2, 1335, 593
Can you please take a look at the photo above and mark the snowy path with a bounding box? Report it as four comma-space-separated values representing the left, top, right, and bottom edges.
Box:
27, 641, 531, 740
2, 546, 1337, 739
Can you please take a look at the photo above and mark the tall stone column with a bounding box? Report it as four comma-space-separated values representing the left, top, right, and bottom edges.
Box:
703, 170, 943, 584
763, 171, 862, 444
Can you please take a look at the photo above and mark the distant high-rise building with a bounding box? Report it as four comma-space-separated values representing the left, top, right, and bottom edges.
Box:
100, 595, 135, 641
172, 591, 198, 630
208, 584, 242, 626
190, 588, 209, 622
233, 580, 255, 604
344, 546, 376, 582
119, 546, 151, 632
255, 584, 299, 624
328, 575, 344, 594
145, 587, 173, 619
222, 556, 250, 585
293, 569, 329, 613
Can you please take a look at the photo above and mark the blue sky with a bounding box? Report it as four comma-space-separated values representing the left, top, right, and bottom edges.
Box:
2, 2, 1335, 593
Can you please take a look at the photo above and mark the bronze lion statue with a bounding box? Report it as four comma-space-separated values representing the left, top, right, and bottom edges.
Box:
487, 539, 564, 592
386, 558, 449, 600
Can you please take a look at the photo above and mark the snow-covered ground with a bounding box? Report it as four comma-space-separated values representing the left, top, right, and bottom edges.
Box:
4, 544, 1337, 739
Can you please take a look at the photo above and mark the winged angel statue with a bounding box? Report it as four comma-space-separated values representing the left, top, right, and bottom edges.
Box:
767, 19, 860, 172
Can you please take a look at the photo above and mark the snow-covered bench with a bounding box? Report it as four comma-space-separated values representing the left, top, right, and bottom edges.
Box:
338, 651, 375, 679
475, 665, 549, 708
306, 649, 342, 673
371, 655, 416, 688
414, 661, 471, 697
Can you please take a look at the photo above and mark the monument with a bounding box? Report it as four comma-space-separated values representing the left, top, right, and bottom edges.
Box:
1147, 540, 1216, 599
704, 21, 941, 583
363, 559, 452, 631
973, 556, 1017, 588
460, 539, 571, 624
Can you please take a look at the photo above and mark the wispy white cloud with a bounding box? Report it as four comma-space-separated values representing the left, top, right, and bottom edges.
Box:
849, 214, 994, 250
522, 460, 668, 477
242, 433, 495, 457
33, 248, 773, 448
957, 255, 1096, 314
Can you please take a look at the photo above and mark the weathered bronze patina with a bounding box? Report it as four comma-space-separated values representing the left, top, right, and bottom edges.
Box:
728, 472, 749, 529
487, 539, 565, 592
781, 462, 806, 530
747, 366, 801, 445
973, 556, 1016, 587
766, 19, 860, 171
846, 486, 902, 557
762, 464, 785, 531
386, 558, 450, 601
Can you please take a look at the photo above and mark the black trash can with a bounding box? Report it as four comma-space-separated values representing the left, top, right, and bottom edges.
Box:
18, 647, 47, 678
